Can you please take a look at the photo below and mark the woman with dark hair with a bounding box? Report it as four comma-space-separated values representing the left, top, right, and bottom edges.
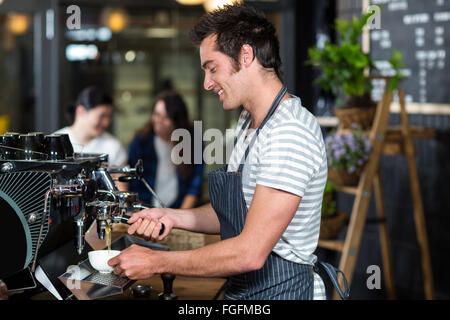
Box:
54, 86, 127, 168
128, 90, 204, 209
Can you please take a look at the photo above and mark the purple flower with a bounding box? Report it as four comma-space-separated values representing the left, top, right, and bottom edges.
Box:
365, 142, 371, 153
325, 129, 370, 172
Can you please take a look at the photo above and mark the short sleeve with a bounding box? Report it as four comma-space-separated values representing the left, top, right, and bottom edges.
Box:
256, 120, 323, 198
108, 140, 128, 167
113, 143, 128, 167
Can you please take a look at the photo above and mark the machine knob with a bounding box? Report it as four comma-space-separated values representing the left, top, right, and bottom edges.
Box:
135, 159, 144, 178
118, 175, 137, 182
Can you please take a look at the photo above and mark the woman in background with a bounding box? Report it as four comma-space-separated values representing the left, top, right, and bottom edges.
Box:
128, 90, 203, 209
54, 86, 127, 168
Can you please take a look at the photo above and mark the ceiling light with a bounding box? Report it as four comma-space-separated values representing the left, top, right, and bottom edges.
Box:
7, 14, 29, 35
146, 27, 178, 38
66, 44, 99, 61
125, 50, 136, 62
176, 0, 204, 5
203, 0, 242, 12
101, 7, 129, 33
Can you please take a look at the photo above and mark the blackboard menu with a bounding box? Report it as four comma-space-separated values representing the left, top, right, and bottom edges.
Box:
369, 0, 450, 105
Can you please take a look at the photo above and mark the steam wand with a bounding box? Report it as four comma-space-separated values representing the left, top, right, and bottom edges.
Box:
111, 159, 167, 208
110, 160, 176, 299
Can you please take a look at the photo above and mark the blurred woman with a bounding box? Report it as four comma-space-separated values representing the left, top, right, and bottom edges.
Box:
128, 90, 204, 209
54, 86, 127, 168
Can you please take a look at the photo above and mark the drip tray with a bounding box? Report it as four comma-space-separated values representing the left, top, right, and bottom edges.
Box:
58, 235, 168, 300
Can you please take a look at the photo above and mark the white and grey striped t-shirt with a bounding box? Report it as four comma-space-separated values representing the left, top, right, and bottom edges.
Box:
227, 95, 327, 299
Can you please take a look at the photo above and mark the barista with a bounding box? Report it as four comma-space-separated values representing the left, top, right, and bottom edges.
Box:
109, 4, 348, 300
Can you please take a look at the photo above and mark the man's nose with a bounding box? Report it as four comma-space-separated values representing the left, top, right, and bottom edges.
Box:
203, 74, 214, 91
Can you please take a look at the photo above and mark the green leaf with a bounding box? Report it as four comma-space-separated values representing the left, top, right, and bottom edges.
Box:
306, 8, 392, 104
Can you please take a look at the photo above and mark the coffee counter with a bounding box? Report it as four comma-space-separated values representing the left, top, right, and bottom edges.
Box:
103, 275, 226, 300
24, 224, 226, 300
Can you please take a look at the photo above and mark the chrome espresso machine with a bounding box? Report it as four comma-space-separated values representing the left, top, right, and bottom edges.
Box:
0, 132, 174, 300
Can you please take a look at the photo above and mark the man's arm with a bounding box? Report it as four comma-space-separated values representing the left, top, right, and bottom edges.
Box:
127, 202, 221, 239
110, 184, 301, 279
172, 202, 221, 234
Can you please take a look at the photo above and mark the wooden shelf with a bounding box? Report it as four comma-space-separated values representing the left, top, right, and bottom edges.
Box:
336, 125, 435, 140
385, 125, 436, 142
318, 239, 344, 252
334, 185, 358, 195
326, 88, 434, 300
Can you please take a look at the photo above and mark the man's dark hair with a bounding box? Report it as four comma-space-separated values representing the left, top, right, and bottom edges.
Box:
66, 86, 113, 124
189, 3, 283, 81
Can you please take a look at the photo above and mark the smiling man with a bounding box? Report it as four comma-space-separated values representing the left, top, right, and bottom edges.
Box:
109, 3, 347, 300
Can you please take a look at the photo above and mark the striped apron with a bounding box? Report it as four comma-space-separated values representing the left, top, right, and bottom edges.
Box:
208, 86, 314, 299
208, 85, 350, 300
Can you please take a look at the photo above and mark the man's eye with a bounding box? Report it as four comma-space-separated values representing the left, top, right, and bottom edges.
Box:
211, 67, 216, 73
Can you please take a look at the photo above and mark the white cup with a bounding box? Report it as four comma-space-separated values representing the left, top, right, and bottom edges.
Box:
88, 250, 121, 274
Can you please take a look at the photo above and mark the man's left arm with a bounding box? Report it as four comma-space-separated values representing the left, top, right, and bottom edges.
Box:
109, 184, 300, 279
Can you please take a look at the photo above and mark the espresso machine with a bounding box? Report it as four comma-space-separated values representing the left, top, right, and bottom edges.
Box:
0, 132, 174, 300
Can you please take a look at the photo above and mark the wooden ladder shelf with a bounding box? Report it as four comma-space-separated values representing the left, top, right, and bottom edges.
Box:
319, 77, 435, 300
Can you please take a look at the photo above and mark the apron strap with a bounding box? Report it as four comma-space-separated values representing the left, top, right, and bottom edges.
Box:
314, 261, 350, 300
226, 117, 252, 172
233, 116, 252, 148
237, 85, 287, 173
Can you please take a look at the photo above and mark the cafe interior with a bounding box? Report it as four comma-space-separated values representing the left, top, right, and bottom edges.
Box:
0, 0, 449, 301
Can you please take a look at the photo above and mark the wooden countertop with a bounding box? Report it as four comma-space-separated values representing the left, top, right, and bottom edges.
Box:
103, 275, 226, 300
82, 223, 226, 300
5, 223, 226, 300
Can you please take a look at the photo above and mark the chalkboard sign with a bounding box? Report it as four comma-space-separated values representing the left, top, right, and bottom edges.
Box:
369, 0, 450, 105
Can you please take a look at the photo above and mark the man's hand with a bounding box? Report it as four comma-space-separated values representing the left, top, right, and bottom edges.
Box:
108, 244, 159, 280
127, 208, 175, 241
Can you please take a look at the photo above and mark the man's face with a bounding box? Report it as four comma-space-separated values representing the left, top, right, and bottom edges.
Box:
199, 34, 244, 110
79, 104, 113, 137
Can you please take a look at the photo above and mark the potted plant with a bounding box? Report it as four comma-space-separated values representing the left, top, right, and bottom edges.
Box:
319, 180, 347, 240
325, 124, 372, 186
307, 11, 405, 129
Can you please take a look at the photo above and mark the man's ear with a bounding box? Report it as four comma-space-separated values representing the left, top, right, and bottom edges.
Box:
240, 44, 254, 68
75, 105, 87, 117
